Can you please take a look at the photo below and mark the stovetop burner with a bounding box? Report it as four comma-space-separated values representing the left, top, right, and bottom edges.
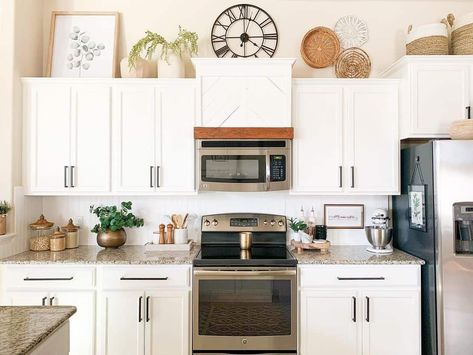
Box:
194, 213, 297, 267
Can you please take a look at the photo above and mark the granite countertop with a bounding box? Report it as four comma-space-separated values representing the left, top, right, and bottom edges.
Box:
292, 245, 425, 265
0, 244, 200, 265
0, 306, 76, 355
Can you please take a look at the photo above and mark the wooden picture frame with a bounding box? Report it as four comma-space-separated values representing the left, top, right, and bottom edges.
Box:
324, 204, 365, 229
47, 11, 119, 77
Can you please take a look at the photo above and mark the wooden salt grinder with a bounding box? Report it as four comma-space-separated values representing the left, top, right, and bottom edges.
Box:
159, 224, 166, 244
166, 224, 174, 244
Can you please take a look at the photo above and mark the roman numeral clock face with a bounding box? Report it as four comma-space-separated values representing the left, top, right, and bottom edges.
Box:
211, 4, 278, 58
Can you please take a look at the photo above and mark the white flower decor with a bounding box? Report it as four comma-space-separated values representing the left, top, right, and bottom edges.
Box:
334, 15, 369, 49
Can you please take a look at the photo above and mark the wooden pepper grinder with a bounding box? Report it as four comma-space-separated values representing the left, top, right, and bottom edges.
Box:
166, 224, 174, 244
159, 224, 166, 244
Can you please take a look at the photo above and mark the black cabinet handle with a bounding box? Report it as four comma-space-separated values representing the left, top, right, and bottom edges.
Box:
352, 296, 357, 322
156, 166, 160, 188
366, 296, 370, 322
70, 166, 75, 188
49, 297, 55, 306
138, 296, 143, 322
42, 297, 47, 306
120, 277, 168, 281
467, 106, 471, 119
24, 277, 74, 281
150, 166, 154, 188
339, 166, 343, 188
337, 277, 385, 281
64, 166, 69, 188
351, 166, 355, 188
146, 296, 150, 322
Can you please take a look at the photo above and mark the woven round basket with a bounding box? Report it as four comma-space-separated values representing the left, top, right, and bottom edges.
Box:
449, 13, 473, 55
335, 47, 371, 78
406, 22, 448, 55
301, 27, 340, 68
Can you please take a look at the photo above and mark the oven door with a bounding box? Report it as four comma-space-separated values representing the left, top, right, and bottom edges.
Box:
193, 268, 297, 352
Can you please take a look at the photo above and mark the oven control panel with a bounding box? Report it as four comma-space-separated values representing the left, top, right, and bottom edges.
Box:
201, 213, 287, 232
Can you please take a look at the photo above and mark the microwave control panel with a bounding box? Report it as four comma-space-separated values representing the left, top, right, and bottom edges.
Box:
270, 155, 286, 182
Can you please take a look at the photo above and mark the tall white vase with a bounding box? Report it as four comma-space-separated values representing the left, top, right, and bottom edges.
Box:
157, 53, 185, 78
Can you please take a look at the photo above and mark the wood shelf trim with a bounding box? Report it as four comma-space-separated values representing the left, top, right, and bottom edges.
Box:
194, 127, 294, 139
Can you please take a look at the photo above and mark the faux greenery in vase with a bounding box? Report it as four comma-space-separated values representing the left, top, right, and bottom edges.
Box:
0, 201, 12, 236
288, 217, 307, 242
128, 26, 198, 78
89, 201, 144, 248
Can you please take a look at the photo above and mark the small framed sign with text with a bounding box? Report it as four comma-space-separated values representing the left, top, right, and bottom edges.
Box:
324, 204, 365, 229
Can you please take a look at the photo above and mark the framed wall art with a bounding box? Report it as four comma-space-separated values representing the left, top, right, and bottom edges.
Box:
324, 204, 365, 229
47, 11, 119, 78
408, 184, 427, 232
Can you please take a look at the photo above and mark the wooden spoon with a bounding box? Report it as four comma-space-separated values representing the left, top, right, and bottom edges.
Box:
176, 214, 184, 229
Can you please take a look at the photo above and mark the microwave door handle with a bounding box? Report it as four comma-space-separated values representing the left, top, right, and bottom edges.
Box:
265, 151, 270, 191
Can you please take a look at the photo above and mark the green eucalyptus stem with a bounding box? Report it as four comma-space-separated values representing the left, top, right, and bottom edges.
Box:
128, 26, 198, 69
89, 201, 144, 234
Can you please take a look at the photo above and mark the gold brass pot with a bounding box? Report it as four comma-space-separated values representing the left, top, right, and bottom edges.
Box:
0, 214, 6, 235
97, 228, 127, 248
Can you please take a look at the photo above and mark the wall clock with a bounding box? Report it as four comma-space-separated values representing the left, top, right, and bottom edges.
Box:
211, 4, 278, 58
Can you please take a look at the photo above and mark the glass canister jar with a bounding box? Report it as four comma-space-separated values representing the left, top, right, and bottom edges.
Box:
29, 214, 54, 251
62, 219, 79, 249
50, 227, 66, 252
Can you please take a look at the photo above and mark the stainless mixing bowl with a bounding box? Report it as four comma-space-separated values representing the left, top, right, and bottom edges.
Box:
365, 226, 393, 249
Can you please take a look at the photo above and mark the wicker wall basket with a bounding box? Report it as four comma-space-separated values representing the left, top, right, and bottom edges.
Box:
335, 47, 371, 78
448, 13, 473, 55
301, 27, 340, 68
450, 120, 473, 140
406, 22, 449, 55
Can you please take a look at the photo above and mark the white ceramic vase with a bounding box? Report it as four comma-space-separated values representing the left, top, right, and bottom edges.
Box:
157, 53, 185, 78
120, 57, 156, 78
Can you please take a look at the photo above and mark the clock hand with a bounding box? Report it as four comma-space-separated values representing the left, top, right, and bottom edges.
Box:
248, 38, 259, 47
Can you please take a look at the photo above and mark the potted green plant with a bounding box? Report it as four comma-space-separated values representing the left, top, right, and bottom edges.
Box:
89, 201, 144, 248
288, 217, 308, 242
0, 201, 12, 236
128, 26, 198, 78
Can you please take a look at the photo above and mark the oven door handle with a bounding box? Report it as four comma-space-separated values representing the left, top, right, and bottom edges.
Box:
193, 269, 296, 277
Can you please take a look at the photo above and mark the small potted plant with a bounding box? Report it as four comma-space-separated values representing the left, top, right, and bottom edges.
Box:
0, 201, 12, 235
288, 217, 308, 242
89, 201, 144, 248
128, 26, 198, 78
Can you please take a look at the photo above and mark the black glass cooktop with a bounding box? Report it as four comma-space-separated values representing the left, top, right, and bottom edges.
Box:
193, 245, 297, 267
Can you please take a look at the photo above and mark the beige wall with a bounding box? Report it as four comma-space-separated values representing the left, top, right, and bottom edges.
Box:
42, 0, 473, 77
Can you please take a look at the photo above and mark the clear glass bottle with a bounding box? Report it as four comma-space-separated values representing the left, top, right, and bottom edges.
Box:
29, 215, 54, 251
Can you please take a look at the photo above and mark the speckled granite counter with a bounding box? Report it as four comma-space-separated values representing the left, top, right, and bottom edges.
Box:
292, 245, 424, 265
0, 306, 76, 355
0, 245, 200, 265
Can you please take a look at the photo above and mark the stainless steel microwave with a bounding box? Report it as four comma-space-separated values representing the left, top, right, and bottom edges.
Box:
196, 139, 291, 192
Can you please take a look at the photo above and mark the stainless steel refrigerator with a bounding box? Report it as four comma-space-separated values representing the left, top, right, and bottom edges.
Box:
393, 140, 473, 355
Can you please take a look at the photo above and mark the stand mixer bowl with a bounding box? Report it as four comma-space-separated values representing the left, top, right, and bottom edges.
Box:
365, 226, 393, 250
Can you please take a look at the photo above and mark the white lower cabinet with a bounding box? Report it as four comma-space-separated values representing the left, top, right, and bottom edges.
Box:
299, 265, 421, 355
97, 266, 191, 355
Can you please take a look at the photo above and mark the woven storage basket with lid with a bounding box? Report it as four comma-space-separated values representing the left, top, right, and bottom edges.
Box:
406, 21, 449, 55
448, 13, 473, 55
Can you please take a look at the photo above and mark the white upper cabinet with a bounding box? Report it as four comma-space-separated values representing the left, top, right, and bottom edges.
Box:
292, 85, 344, 193
112, 81, 196, 194
193, 58, 295, 127
382, 56, 472, 138
23, 80, 111, 195
292, 80, 400, 195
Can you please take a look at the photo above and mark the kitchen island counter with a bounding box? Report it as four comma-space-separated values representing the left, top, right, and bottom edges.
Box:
0, 306, 76, 355
292, 245, 424, 265
0, 244, 200, 265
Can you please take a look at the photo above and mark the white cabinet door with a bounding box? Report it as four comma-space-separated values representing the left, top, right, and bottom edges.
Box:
113, 86, 156, 193
4, 291, 48, 305
50, 291, 96, 355
157, 84, 196, 193
345, 86, 399, 194
412, 64, 470, 137
99, 291, 145, 355
71, 85, 111, 193
300, 290, 360, 355
26, 84, 71, 193
362, 291, 420, 355
145, 290, 189, 355
292, 85, 344, 193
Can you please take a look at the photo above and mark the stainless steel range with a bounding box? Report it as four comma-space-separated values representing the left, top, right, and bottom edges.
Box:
193, 213, 297, 355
